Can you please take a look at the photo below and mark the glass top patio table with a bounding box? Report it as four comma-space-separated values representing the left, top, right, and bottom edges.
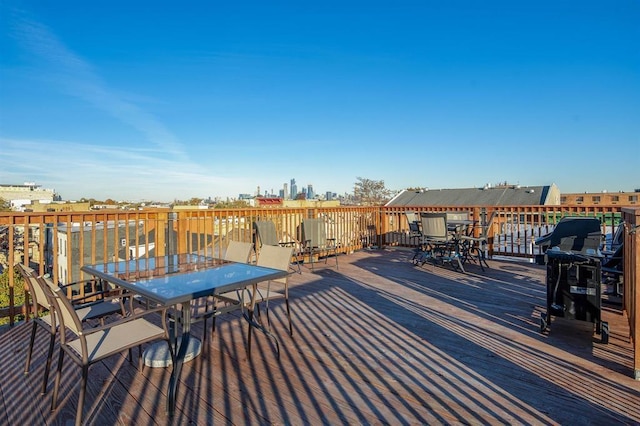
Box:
81, 254, 286, 306
81, 253, 288, 417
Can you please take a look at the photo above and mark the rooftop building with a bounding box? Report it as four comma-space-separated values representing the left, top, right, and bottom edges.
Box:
0, 182, 57, 210
386, 183, 560, 207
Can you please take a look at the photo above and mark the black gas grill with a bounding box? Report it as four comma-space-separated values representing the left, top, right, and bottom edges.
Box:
536, 217, 608, 344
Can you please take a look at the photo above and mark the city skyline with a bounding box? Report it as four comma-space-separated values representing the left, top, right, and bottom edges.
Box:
1, 2, 638, 202
2, 178, 638, 207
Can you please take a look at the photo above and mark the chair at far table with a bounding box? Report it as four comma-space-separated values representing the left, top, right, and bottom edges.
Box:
451, 216, 489, 272
43, 274, 171, 426
406, 213, 422, 240
18, 263, 125, 395
405, 211, 423, 263
302, 218, 338, 270
601, 222, 625, 297
418, 212, 465, 272
254, 219, 302, 273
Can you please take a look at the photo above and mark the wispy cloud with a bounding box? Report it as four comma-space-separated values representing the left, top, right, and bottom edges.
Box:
12, 14, 187, 161
0, 137, 245, 201
0, 11, 254, 200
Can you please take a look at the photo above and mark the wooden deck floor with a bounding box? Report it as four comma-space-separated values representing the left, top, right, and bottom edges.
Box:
1, 249, 638, 425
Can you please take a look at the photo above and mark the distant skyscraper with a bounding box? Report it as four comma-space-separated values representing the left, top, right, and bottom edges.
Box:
307, 184, 314, 200
290, 178, 297, 200
283, 183, 288, 200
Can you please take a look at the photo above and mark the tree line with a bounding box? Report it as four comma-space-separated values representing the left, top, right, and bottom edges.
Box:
0, 177, 396, 211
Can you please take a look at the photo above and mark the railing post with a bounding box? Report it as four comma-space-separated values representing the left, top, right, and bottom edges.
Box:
480, 207, 489, 259
622, 207, 640, 380
377, 208, 384, 249
8, 224, 15, 326
167, 212, 178, 256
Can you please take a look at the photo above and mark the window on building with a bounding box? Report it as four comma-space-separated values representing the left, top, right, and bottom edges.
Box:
576, 196, 584, 202
592, 196, 601, 203
561, 196, 567, 203
612, 195, 619, 202
630, 195, 638, 203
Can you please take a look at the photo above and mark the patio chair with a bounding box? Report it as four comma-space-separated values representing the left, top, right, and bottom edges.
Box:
454, 216, 490, 271
247, 244, 294, 353
254, 244, 294, 332
223, 239, 255, 264
408, 220, 422, 240
458, 234, 490, 271
254, 219, 302, 273
405, 211, 421, 239
602, 243, 623, 297
417, 212, 464, 272
404, 211, 423, 263
18, 264, 125, 395
302, 218, 338, 270
199, 240, 254, 339
204, 244, 294, 354
186, 240, 253, 340
45, 274, 171, 426
602, 222, 624, 254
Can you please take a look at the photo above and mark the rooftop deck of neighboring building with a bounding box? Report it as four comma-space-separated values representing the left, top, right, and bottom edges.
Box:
1, 249, 638, 425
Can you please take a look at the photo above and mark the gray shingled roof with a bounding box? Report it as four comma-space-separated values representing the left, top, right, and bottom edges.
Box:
386, 185, 552, 207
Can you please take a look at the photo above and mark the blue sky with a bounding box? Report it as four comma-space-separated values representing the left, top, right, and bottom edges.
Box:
1, 1, 638, 202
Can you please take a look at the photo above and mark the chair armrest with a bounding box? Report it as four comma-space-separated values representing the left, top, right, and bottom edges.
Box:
80, 304, 168, 336
278, 240, 297, 247
71, 296, 126, 313
58, 278, 96, 289
459, 235, 487, 243
60, 278, 117, 292
282, 232, 302, 245
68, 287, 126, 306
60, 278, 124, 303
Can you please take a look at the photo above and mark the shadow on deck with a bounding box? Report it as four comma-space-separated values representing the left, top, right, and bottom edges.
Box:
1, 248, 638, 425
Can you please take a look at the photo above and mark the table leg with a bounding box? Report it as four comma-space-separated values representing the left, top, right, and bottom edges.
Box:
453, 240, 465, 273
168, 301, 191, 417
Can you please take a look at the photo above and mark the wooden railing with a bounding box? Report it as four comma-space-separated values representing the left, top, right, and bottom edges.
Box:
1, 204, 638, 378
383, 205, 624, 257
0, 207, 380, 323
621, 208, 640, 379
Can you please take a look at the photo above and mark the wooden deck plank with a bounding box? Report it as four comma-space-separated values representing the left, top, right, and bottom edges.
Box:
1, 248, 639, 425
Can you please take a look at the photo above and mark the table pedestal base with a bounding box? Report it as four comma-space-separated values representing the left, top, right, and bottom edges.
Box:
143, 336, 201, 368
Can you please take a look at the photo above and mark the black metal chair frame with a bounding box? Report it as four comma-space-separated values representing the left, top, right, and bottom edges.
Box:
415, 213, 465, 273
